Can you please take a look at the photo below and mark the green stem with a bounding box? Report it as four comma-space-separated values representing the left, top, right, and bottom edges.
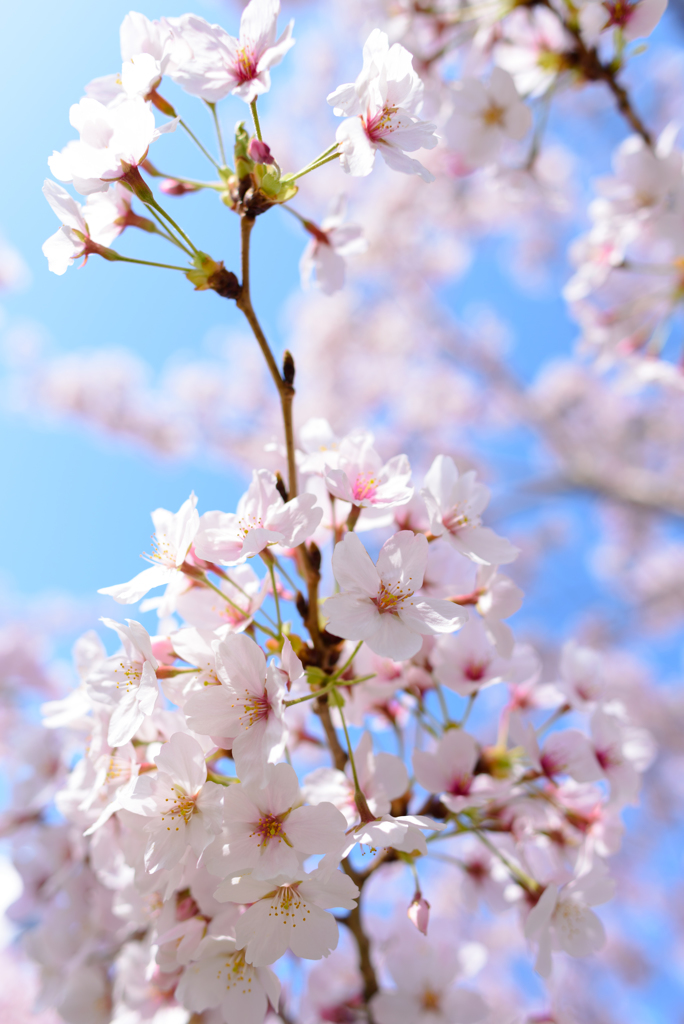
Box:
459, 693, 476, 728
113, 255, 190, 271
433, 681, 451, 725
535, 704, 570, 738
265, 556, 283, 635
146, 196, 199, 255
268, 554, 299, 591
206, 102, 228, 166
201, 575, 278, 639
147, 207, 194, 255
250, 99, 263, 141
474, 828, 540, 893
180, 118, 221, 169
330, 640, 364, 682
284, 673, 375, 708
286, 150, 340, 182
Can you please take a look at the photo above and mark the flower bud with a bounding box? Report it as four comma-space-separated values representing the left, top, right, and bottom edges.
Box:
159, 178, 200, 196
407, 893, 430, 936
248, 138, 275, 165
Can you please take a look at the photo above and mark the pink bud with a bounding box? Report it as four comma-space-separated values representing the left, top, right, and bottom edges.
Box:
159, 178, 199, 196
407, 893, 430, 935
248, 138, 275, 165
176, 894, 200, 921
151, 636, 175, 665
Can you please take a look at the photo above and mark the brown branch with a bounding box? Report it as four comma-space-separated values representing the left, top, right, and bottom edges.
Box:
535, 0, 652, 146
340, 861, 379, 1013
236, 214, 298, 498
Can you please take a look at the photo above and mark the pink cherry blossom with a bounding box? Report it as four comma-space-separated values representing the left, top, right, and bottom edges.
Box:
183, 632, 286, 783
324, 430, 413, 510
422, 456, 519, 565
211, 761, 347, 880
194, 469, 322, 565
433, 618, 538, 697
325, 532, 466, 660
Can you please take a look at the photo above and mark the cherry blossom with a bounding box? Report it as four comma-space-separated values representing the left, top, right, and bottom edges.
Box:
194, 469, 322, 565
413, 729, 507, 814
433, 618, 538, 697
183, 632, 287, 782
210, 761, 348, 880
48, 95, 177, 196
300, 196, 367, 295
99, 493, 199, 604
175, 936, 281, 1024
421, 455, 519, 565
126, 732, 224, 873
41, 181, 126, 275
214, 867, 359, 966
324, 430, 413, 510
325, 532, 466, 659
328, 29, 439, 181
370, 929, 488, 1024
86, 618, 159, 747
524, 864, 615, 977
170, 0, 295, 104
303, 730, 409, 825
446, 68, 532, 168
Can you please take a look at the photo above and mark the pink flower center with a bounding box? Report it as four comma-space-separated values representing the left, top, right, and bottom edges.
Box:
448, 773, 472, 796
352, 472, 379, 502
239, 688, 272, 727
238, 514, 264, 539
364, 105, 398, 143
373, 580, 413, 614
442, 506, 476, 535
603, 0, 636, 28
464, 660, 488, 682
233, 46, 259, 83
252, 812, 286, 847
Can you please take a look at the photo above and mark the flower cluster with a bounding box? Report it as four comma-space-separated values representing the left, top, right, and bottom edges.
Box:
9, 0, 680, 1021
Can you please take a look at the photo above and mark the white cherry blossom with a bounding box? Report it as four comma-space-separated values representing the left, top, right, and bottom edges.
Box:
446, 68, 532, 168
86, 618, 159, 747
193, 470, 322, 566
48, 95, 177, 196
41, 180, 126, 275
370, 929, 488, 1024
175, 936, 280, 1024
524, 864, 614, 977
215, 867, 359, 966
300, 196, 367, 295
325, 531, 466, 660
328, 29, 438, 182
421, 455, 519, 565
170, 0, 295, 104
99, 493, 199, 604
126, 732, 224, 873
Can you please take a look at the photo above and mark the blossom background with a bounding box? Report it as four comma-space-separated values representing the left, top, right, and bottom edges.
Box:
2, 0, 684, 1021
